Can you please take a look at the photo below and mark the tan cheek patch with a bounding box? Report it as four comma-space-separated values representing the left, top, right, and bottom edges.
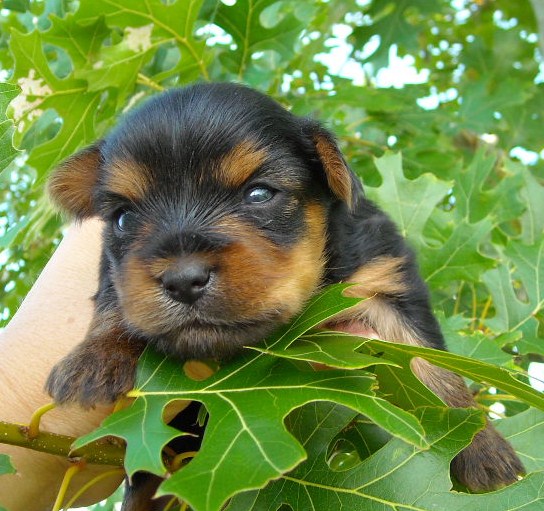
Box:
115, 255, 171, 335
105, 159, 151, 202
216, 203, 327, 321
216, 140, 268, 187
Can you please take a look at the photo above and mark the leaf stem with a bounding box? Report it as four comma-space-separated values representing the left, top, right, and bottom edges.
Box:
136, 73, 165, 91
52, 460, 86, 511
170, 450, 198, 472
27, 402, 56, 439
475, 393, 519, 402
453, 281, 465, 316
164, 496, 181, 511
470, 283, 478, 331
63, 468, 125, 509
479, 295, 493, 328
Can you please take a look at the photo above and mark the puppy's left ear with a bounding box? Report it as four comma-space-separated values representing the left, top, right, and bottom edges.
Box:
48, 142, 103, 219
307, 123, 361, 210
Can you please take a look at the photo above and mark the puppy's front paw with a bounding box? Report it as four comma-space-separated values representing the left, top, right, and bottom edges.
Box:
452, 424, 524, 491
46, 341, 143, 408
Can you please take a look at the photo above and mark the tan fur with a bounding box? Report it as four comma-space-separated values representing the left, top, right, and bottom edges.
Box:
217, 140, 268, 187
114, 255, 172, 335
106, 159, 151, 202
314, 134, 352, 208
216, 203, 327, 321
345, 256, 409, 298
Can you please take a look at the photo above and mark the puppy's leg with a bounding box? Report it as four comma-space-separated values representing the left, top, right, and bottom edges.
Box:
46, 309, 145, 407
328, 256, 523, 491
413, 358, 523, 490
121, 473, 170, 511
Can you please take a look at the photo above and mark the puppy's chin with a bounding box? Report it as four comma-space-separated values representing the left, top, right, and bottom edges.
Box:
136, 317, 282, 360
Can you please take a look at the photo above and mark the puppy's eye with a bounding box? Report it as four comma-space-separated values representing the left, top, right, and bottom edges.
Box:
113, 209, 136, 234
245, 186, 275, 204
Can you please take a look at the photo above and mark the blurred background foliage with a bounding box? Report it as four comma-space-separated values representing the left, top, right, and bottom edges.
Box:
0, 0, 543, 506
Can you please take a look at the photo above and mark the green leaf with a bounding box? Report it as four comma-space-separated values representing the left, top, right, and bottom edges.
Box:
0, 82, 20, 173
211, 0, 306, 77
255, 329, 400, 369
72, 396, 187, 476
482, 239, 544, 355
0, 454, 16, 511
231, 404, 544, 510
228, 404, 502, 511
458, 78, 529, 133
2, 0, 30, 13
439, 315, 512, 366
43, 14, 110, 69
74, 0, 209, 82
0, 454, 15, 476
421, 217, 494, 286
496, 408, 544, 473
517, 162, 544, 245
365, 152, 452, 246
75, 287, 427, 511
453, 149, 524, 225
8, 28, 101, 175
75, 37, 155, 105
366, 339, 544, 411
351, 0, 442, 69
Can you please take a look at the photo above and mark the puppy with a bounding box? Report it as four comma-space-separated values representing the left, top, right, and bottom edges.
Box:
46, 83, 523, 503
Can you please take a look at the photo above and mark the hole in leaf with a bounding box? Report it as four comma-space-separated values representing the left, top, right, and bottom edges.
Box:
44, 44, 73, 79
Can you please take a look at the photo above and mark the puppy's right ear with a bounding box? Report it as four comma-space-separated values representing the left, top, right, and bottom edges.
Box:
48, 143, 102, 219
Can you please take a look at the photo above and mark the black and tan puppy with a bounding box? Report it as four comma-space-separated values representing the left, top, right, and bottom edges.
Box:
46, 83, 523, 500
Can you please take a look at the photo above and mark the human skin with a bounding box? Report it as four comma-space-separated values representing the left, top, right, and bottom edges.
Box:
0, 219, 123, 510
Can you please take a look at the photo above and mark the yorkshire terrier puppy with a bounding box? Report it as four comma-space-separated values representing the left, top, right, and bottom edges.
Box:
46, 83, 523, 502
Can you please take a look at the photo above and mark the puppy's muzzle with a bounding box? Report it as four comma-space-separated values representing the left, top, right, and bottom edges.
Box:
160, 258, 213, 304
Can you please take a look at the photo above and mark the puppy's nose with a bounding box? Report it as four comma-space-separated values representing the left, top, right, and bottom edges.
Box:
161, 261, 211, 304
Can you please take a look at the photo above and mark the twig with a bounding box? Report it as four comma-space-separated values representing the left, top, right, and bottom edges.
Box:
0, 421, 125, 466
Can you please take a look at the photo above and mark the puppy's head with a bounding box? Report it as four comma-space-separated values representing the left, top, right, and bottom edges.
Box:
49, 83, 360, 358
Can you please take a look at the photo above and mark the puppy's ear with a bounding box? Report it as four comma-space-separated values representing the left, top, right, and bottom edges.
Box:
308, 123, 360, 209
48, 143, 102, 218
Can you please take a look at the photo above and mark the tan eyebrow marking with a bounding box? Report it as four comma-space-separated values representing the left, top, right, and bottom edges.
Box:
216, 140, 268, 187
105, 159, 151, 201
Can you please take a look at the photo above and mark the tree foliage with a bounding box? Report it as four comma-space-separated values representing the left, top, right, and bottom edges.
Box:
0, 0, 543, 510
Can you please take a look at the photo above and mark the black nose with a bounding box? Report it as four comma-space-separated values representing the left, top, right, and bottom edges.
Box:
161, 261, 212, 304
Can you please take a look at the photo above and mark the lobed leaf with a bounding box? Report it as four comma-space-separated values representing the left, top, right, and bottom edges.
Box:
482, 239, 544, 356
227, 403, 543, 511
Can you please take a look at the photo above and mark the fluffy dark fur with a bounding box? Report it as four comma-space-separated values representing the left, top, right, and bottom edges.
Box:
46, 83, 523, 507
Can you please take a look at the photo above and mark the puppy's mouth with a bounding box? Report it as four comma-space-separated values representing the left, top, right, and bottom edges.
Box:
141, 313, 283, 360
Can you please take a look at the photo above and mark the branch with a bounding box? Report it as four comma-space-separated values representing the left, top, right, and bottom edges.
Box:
0, 421, 125, 466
